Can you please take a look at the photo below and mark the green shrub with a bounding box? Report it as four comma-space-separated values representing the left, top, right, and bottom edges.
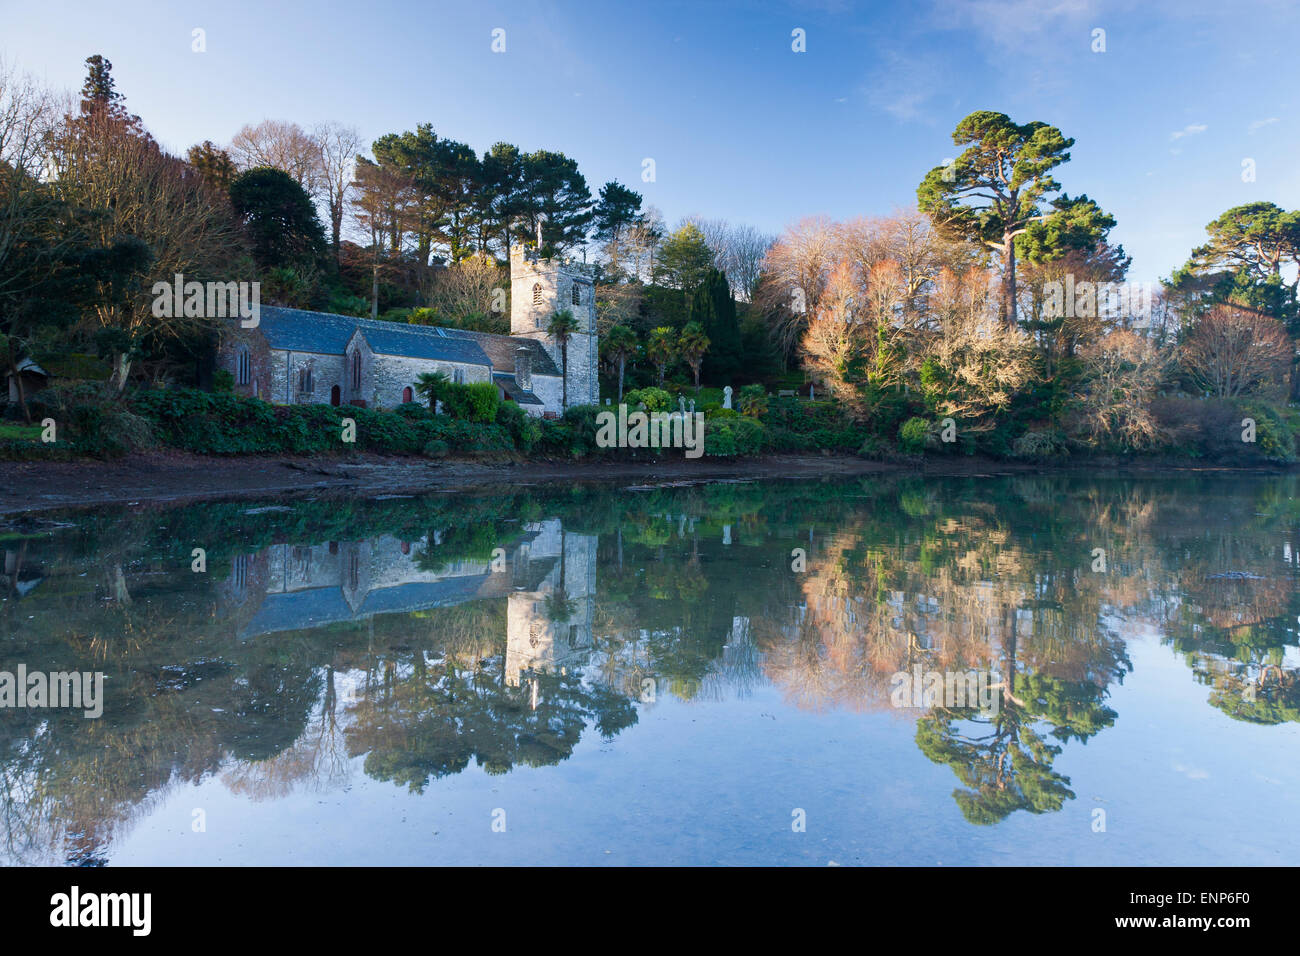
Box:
898, 417, 931, 453
624, 387, 673, 412
1013, 428, 1070, 460
495, 401, 542, 450
442, 382, 500, 423
422, 439, 449, 459
738, 384, 768, 417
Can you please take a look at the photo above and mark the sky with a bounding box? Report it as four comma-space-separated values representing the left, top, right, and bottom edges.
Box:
3, 0, 1299, 284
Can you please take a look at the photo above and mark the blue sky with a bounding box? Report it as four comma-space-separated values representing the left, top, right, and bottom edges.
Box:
4, 0, 1298, 283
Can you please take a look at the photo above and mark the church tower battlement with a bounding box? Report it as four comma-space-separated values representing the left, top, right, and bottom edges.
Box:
510, 243, 598, 408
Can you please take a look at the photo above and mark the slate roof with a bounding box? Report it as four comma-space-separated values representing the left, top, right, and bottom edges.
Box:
255, 306, 493, 368
441, 328, 561, 377
238, 574, 504, 639
493, 371, 544, 406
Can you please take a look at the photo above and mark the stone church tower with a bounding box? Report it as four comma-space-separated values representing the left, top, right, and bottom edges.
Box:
510, 243, 599, 408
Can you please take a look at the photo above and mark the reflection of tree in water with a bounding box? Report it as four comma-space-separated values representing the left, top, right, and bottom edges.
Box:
0, 474, 1296, 857
345, 657, 636, 791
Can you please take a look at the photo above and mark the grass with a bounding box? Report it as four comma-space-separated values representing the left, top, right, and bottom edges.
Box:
0, 423, 42, 441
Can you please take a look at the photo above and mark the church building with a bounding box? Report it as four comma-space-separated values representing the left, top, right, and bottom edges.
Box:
216, 244, 598, 417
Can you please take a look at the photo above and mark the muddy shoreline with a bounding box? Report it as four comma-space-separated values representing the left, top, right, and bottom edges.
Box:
1, 451, 1290, 516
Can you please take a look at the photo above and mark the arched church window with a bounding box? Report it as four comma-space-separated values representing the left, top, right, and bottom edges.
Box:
351, 351, 361, 390
236, 346, 251, 385
298, 365, 313, 397
571, 283, 581, 306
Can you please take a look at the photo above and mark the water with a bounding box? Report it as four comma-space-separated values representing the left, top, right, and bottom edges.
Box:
1, 474, 1297, 866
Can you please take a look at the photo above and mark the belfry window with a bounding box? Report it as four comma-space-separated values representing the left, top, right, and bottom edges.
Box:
532, 283, 542, 305
571, 283, 581, 306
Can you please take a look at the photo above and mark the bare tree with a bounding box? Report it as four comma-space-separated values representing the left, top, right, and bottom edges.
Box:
685, 216, 774, 302
801, 259, 909, 417
1180, 303, 1291, 398
0, 61, 60, 306
51, 109, 247, 390
312, 121, 361, 262
757, 216, 839, 360
351, 159, 415, 320
421, 253, 506, 326
623, 205, 665, 283
1073, 330, 1167, 448
919, 266, 1036, 427
229, 119, 322, 197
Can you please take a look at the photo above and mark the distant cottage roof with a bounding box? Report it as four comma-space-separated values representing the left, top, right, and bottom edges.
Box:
252, 306, 559, 376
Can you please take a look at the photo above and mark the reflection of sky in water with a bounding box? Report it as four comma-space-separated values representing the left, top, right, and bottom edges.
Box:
2, 475, 1299, 865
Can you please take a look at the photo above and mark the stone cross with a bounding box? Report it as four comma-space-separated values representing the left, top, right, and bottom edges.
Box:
678, 396, 686, 413
536, 216, 545, 250
723, 385, 733, 409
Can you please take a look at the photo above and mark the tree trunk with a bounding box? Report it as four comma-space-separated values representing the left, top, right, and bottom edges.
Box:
370, 252, 380, 321
112, 353, 131, 395
617, 356, 625, 402
561, 342, 568, 409
1003, 238, 1017, 328
14, 368, 29, 423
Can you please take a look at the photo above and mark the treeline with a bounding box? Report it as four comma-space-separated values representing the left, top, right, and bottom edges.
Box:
0, 54, 784, 424
2, 58, 1298, 463
752, 110, 1300, 460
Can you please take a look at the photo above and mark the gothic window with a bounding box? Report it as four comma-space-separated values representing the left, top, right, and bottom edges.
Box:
350, 350, 361, 390
571, 283, 581, 306
297, 365, 313, 397
453, 367, 464, 385
532, 283, 542, 305
232, 554, 248, 593
236, 346, 251, 385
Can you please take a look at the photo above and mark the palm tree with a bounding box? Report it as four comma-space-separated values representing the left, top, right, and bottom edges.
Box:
547, 308, 580, 408
679, 321, 710, 390
646, 326, 676, 386
414, 371, 451, 411
603, 325, 638, 402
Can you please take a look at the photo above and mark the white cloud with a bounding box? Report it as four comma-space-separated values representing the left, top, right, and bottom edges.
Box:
1170, 123, 1207, 140
1248, 116, 1279, 133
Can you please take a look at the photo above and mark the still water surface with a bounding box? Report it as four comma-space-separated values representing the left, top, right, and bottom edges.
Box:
2, 475, 1298, 865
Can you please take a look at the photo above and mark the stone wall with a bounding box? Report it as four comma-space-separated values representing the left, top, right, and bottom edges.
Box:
509, 244, 599, 409
216, 324, 272, 401
365, 354, 491, 409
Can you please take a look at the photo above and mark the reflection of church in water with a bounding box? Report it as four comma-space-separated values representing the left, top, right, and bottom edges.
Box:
221, 519, 596, 689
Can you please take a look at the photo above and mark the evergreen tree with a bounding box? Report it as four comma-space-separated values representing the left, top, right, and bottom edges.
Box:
229, 167, 327, 272
690, 268, 742, 382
